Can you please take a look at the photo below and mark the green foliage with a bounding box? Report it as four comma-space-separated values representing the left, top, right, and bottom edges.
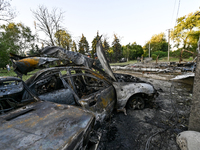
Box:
151, 54, 157, 60
91, 32, 100, 58
143, 32, 168, 56
107, 47, 114, 62
171, 11, 200, 51
0, 22, 35, 68
71, 40, 77, 52
112, 34, 122, 62
78, 34, 89, 54
122, 42, 143, 60
102, 38, 110, 61
170, 49, 194, 59
27, 44, 40, 55
151, 51, 167, 58
54, 30, 72, 50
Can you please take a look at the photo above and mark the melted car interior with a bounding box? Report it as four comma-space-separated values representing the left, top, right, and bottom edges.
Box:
29, 68, 109, 105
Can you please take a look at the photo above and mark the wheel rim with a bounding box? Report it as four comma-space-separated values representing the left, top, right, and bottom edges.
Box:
129, 96, 145, 109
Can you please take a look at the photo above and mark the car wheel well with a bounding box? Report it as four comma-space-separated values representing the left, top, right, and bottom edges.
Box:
126, 93, 148, 110
128, 93, 148, 100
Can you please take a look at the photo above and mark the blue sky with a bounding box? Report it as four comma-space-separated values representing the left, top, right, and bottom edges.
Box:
9, 0, 200, 47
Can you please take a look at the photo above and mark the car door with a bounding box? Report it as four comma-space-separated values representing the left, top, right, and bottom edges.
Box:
68, 68, 116, 122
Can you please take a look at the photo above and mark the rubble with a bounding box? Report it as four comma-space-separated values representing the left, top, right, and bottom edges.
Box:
111, 61, 196, 74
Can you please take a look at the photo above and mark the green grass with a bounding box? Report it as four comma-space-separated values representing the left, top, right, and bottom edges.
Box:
0, 68, 40, 81
156, 57, 194, 62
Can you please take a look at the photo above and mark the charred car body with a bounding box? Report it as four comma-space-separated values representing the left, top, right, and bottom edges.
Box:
0, 76, 95, 149
0, 39, 158, 149
10, 39, 158, 116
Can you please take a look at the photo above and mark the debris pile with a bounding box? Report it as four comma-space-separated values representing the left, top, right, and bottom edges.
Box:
111, 62, 196, 74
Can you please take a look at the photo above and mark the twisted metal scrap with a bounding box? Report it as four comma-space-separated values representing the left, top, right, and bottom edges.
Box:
40, 46, 94, 68
10, 46, 94, 78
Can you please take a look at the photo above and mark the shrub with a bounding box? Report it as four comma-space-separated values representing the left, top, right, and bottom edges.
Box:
152, 54, 157, 60
152, 51, 167, 58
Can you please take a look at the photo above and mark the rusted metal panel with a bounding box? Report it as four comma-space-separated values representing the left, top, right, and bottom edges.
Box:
0, 101, 95, 150
79, 86, 116, 122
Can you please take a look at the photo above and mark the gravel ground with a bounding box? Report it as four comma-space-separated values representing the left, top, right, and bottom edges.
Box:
97, 78, 193, 150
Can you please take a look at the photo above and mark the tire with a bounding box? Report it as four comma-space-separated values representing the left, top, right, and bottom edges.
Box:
127, 96, 145, 110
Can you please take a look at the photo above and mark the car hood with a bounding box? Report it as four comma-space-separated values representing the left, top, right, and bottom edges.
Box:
0, 101, 94, 149
96, 39, 117, 81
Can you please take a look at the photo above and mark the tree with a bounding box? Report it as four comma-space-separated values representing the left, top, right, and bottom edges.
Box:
112, 34, 122, 62
55, 29, 72, 50
145, 32, 168, 53
130, 42, 143, 60
102, 38, 110, 60
122, 42, 143, 60
171, 11, 200, 52
122, 44, 130, 61
71, 40, 77, 52
78, 34, 89, 54
0, 0, 16, 22
107, 47, 114, 62
32, 5, 65, 46
91, 32, 100, 58
28, 44, 40, 55
0, 22, 35, 68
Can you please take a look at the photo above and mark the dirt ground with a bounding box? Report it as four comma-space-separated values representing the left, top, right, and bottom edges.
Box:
97, 74, 193, 150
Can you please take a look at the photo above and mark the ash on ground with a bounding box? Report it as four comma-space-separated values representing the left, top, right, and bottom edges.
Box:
97, 78, 193, 150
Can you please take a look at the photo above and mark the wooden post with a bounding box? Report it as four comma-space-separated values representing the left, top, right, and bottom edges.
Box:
189, 37, 200, 131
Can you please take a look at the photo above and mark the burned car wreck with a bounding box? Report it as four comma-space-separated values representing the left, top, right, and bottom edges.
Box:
0, 77, 95, 150
10, 39, 158, 117
0, 39, 158, 149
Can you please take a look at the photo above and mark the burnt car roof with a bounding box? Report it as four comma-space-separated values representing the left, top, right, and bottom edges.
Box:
0, 101, 95, 149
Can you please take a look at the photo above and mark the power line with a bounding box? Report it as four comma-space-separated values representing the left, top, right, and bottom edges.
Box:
171, 0, 177, 26
175, 0, 181, 26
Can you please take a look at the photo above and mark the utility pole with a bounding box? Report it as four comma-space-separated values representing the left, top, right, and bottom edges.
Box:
149, 43, 150, 58
167, 29, 170, 61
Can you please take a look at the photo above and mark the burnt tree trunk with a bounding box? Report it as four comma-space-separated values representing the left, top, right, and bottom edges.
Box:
189, 37, 200, 131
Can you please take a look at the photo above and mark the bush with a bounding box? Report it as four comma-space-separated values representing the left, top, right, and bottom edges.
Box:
152, 51, 167, 58
152, 54, 157, 60
170, 49, 194, 59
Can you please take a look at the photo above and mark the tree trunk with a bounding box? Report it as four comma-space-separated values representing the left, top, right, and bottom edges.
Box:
189, 37, 200, 131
